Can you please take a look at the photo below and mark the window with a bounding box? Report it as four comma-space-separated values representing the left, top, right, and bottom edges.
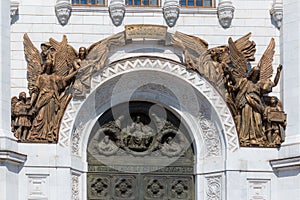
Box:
180, 0, 213, 7
125, 0, 160, 7
72, 0, 105, 6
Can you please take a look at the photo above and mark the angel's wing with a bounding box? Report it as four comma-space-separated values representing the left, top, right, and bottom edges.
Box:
258, 38, 275, 82
234, 33, 256, 62
49, 37, 61, 52
220, 33, 256, 64
23, 33, 43, 95
172, 31, 208, 57
53, 35, 78, 76
75, 32, 125, 81
228, 37, 248, 79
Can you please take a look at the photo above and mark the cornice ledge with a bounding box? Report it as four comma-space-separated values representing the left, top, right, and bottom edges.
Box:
270, 156, 300, 171
0, 150, 27, 165
72, 6, 217, 15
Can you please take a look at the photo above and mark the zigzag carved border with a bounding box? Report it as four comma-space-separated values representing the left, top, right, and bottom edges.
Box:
59, 57, 239, 152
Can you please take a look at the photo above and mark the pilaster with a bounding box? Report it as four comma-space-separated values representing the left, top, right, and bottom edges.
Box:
0, 1, 26, 199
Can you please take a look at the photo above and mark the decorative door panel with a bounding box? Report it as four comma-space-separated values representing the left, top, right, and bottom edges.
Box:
87, 102, 195, 200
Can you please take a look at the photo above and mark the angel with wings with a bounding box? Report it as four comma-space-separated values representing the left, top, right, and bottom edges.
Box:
23, 34, 78, 142
225, 37, 282, 146
172, 32, 257, 119
72, 32, 125, 99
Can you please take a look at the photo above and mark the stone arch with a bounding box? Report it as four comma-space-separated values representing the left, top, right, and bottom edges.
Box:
61, 56, 239, 156
62, 56, 239, 199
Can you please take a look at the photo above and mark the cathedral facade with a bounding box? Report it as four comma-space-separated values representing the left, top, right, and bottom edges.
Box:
1, 0, 300, 199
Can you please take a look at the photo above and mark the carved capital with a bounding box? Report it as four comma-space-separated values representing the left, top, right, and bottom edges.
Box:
163, 0, 180, 28
217, 0, 235, 29
109, 0, 126, 27
55, 0, 72, 26
270, 2, 283, 29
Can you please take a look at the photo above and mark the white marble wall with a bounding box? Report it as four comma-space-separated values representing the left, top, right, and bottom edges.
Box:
7, 0, 300, 200
282, 0, 300, 144
10, 0, 281, 96
1, 0, 11, 135
1, 1, 26, 200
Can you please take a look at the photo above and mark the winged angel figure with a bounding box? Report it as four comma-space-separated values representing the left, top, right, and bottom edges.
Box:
72, 32, 125, 98
172, 32, 284, 147
171, 32, 256, 116
224, 37, 283, 146
23, 34, 78, 142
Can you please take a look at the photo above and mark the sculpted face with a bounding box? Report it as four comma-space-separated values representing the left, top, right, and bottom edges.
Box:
109, 6, 125, 26
56, 6, 71, 26
78, 47, 87, 60
19, 92, 26, 101
218, 9, 233, 28
164, 6, 179, 27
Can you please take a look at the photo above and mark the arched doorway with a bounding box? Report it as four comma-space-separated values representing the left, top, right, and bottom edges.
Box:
65, 56, 238, 199
86, 101, 195, 199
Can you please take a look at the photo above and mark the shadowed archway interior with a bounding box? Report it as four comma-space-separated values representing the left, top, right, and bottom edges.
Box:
87, 101, 195, 200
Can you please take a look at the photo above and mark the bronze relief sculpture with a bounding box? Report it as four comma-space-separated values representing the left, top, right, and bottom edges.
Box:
172, 32, 286, 147
11, 34, 79, 142
11, 29, 286, 147
11, 33, 125, 143
88, 114, 189, 157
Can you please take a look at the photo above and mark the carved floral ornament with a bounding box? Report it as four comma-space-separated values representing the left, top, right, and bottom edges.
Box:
12, 26, 286, 148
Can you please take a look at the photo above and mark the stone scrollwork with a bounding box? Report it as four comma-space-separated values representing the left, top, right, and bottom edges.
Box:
72, 174, 80, 200
217, 0, 235, 29
109, 0, 126, 27
163, 0, 180, 28
72, 123, 86, 156
206, 176, 222, 200
198, 115, 221, 157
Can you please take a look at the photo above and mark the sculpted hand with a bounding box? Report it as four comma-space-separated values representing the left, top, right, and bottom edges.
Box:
277, 64, 283, 72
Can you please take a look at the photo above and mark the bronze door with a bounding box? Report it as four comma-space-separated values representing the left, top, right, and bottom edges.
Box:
87, 172, 194, 200
87, 102, 195, 200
